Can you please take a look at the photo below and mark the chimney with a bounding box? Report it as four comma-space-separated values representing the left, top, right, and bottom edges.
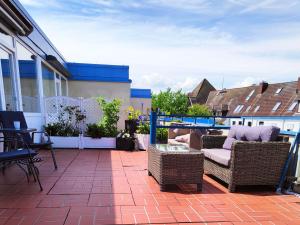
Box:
259, 81, 268, 94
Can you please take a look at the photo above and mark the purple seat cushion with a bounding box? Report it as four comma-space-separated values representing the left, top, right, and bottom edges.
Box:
245, 126, 261, 141
201, 148, 231, 166
259, 126, 280, 142
223, 137, 236, 150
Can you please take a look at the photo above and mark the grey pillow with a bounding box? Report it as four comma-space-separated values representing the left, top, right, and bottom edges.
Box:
259, 126, 280, 142
223, 137, 236, 150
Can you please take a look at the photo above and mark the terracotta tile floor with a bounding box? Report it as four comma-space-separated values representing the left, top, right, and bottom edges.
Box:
0, 149, 299, 225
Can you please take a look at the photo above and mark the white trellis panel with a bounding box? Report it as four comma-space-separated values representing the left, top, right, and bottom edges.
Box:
44, 96, 103, 128
82, 98, 103, 125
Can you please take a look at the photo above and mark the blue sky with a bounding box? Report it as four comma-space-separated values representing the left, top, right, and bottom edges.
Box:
20, 0, 300, 92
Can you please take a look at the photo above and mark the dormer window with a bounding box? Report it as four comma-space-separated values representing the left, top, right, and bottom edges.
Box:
275, 88, 282, 95
233, 105, 244, 113
245, 90, 255, 101
272, 102, 281, 112
245, 106, 251, 112
254, 105, 260, 112
288, 101, 297, 111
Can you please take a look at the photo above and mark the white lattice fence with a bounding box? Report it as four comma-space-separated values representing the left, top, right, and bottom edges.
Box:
44, 96, 103, 127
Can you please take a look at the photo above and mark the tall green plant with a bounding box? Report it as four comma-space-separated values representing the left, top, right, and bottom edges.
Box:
152, 88, 189, 115
187, 104, 212, 117
96, 97, 122, 137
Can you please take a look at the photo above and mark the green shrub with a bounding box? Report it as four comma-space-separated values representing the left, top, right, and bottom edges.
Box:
96, 97, 122, 137
136, 122, 150, 134
44, 105, 86, 137
86, 123, 104, 138
187, 104, 212, 117
156, 128, 168, 143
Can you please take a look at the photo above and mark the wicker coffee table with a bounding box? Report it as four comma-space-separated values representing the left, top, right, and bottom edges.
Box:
148, 144, 204, 191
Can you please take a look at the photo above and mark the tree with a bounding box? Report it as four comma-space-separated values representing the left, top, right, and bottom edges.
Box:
152, 88, 189, 115
187, 104, 212, 117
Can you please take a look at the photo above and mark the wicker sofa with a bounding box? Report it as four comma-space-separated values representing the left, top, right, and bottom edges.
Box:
201, 126, 290, 192
168, 128, 203, 150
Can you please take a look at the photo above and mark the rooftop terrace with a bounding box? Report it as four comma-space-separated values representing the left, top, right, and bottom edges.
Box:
1, 149, 299, 225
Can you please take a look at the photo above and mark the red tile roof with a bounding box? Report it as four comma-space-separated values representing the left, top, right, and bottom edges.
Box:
206, 80, 300, 116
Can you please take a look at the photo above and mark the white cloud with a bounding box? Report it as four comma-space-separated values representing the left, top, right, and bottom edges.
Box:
19, 1, 300, 93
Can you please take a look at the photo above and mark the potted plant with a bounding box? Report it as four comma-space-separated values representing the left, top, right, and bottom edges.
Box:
156, 128, 168, 144
125, 106, 141, 136
116, 130, 135, 150
135, 122, 150, 150
44, 105, 86, 148
82, 97, 121, 149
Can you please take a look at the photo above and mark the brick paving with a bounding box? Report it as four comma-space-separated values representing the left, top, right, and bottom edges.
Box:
0, 149, 299, 225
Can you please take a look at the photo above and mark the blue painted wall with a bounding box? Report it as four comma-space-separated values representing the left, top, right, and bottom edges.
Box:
130, 88, 152, 98
67, 62, 132, 83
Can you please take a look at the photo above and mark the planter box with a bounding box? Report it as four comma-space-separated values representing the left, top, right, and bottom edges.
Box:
50, 136, 80, 148
125, 120, 138, 136
135, 133, 150, 150
82, 137, 116, 149
116, 137, 135, 150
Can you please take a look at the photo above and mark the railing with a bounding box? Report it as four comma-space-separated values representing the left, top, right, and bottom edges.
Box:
149, 111, 300, 192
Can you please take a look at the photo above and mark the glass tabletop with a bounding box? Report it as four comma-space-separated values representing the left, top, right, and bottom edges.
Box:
152, 144, 195, 152
0, 128, 37, 133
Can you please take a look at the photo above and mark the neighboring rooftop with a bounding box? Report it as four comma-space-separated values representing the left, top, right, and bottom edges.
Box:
130, 88, 152, 98
206, 79, 300, 116
188, 79, 216, 105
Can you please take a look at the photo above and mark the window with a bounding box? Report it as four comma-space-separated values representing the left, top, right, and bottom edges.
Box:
245, 90, 255, 101
16, 42, 40, 112
254, 105, 260, 112
248, 121, 252, 126
42, 63, 55, 97
61, 77, 67, 96
288, 101, 297, 111
0, 47, 16, 111
232, 121, 236, 125
0, 29, 13, 49
245, 106, 251, 112
272, 102, 281, 112
238, 121, 243, 125
233, 105, 244, 113
259, 121, 264, 126
275, 88, 282, 95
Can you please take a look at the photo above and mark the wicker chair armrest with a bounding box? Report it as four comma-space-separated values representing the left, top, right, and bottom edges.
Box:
189, 131, 201, 150
201, 135, 227, 149
230, 141, 291, 170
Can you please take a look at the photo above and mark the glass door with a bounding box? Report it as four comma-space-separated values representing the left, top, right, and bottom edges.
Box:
0, 47, 16, 111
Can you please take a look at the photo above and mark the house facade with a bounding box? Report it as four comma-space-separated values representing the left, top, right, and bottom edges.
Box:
0, 0, 151, 130
205, 79, 300, 131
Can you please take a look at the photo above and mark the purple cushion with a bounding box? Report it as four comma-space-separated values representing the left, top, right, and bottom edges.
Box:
245, 126, 261, 141
259, 126, 280, 142
223, 137, 236, 150
227, 126, 237, 138
201, 148, 231, 166
235, 126, 247, 141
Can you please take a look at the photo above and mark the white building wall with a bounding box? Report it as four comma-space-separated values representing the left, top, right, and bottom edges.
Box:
68, 80, 131, 129
130, 98, 152, 115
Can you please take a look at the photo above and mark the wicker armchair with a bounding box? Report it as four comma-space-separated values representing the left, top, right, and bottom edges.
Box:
201, 135, 290, 192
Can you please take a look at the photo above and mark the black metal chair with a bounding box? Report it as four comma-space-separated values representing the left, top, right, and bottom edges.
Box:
0, 134, 43, 191
0, 111, 57, 169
